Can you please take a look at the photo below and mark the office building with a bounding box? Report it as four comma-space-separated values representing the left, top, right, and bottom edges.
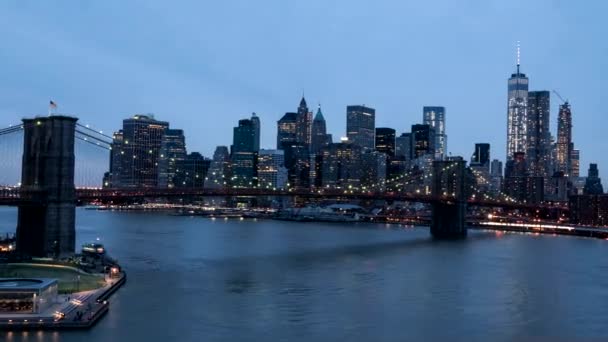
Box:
411, 124, 435, 159
526, 91, 552, 188
205, 146, 231, 189
277, 112, 298, 150
231, 115, 260, 187
158, 129, 186, 188
174, 152, 210, 188
346, 105, 375, 151
375, 127, 396, 157
320, 141, 362, 189
110, 114, 169, 188
257, 149, 288, 189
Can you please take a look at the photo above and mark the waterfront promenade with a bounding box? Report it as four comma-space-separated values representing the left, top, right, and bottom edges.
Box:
0, 271, 126, 330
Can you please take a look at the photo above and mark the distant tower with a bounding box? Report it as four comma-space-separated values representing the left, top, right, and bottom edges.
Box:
296, 96, 312, 148
555, 102, 573, 177
507, 42, 529, 161
311, 105, 329, 154
584, 163, 604, 195
423, 106, 447, 160
250, 113, 260, 152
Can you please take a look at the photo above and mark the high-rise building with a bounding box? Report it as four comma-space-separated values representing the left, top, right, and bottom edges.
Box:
410, 124, 435, 159
174, 152, 210, 188
526, 91, 552, 188
361, 151, 387, 192
423, 106, 447, 160
158, 129, 186, 188
205, 146, 231, 189
471, 143, 490, 166
506, 50, 529, 161
257, 149, 288, 189
395, 133, 411, 161
375, 127, 396, 157
296, 97, 312, 148
110, 114, 169, 188
490, 159, 503, 194
504, 152, 543, 203
571, 149, 580, 178
346, 105, 375, 151
311, 106, 330, 154
277, 112, 298, 150
470, 143, 491, 192
584, 163, 604, 195
231, 115, 259, 187
251, 113, 260, 152
555, 102, 572, 176
320, 141, 362, 189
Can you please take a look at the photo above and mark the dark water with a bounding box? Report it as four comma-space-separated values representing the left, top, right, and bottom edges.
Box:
1, 207, 608, 341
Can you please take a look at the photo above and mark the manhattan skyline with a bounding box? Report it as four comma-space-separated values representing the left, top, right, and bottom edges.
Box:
0, 1, 606, 180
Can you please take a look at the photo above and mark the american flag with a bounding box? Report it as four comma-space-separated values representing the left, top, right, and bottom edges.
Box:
49, 100, 57, 109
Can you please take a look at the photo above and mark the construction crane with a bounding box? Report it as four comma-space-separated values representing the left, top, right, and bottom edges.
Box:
552, 90, 568, 104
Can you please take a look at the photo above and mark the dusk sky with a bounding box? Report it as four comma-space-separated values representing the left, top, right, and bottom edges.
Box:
1, 1, 607, 180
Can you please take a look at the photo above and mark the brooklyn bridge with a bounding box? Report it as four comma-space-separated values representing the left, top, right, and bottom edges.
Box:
0, 115, 570, 257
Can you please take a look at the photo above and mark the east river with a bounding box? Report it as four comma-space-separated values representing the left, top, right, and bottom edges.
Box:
1, 207, 608, 341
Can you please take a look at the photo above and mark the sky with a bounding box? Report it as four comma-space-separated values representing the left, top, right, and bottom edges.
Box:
0, 0, 607, 180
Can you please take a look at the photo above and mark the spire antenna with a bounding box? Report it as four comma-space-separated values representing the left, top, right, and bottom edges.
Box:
516, 41, 521, 73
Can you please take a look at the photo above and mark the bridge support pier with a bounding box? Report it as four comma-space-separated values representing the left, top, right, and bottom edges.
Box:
16, 116, 77, 258
430, 160, 468, 239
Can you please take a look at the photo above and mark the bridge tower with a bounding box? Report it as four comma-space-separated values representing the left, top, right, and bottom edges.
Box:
16, 116, 77, 258
430, 159, 468, 239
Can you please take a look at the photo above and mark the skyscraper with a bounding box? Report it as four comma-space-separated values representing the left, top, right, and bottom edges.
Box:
555, 102, 573, 176
174, 152, 210, 188
158, 128, 186, 188
346, 105, 375, 151
395, 133, 412, 161
571, 149, 580, 178
311, 106, 329, 154
471, 143, 490, 166
423, 106, 447, 160
470, 143, 491, 192
375, 127, 396, 157
507, 47, 529, 161
410, 124, 435, 159
205, 146, 231, 189
257, 149, 288, 189
251, 113, 260, 152
490, 159, 503, 194
296, 96, 312, 148
584, 164, 604, 195
277, 112, 298, 150
110, 114, 169, 188
231, 115, 259, 187
526, 91, 552, 187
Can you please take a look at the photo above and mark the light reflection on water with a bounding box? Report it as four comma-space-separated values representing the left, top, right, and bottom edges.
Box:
1, 207, 608, 341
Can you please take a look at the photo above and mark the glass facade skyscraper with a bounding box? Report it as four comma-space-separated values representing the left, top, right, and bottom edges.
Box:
423, 106, 446, 160
507, 62, 529, 161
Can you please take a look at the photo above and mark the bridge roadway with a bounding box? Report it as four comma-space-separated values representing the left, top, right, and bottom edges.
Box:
0, 187, 568, 211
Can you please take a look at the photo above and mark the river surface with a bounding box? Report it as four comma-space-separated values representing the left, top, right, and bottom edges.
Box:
1, 207, 608, 341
